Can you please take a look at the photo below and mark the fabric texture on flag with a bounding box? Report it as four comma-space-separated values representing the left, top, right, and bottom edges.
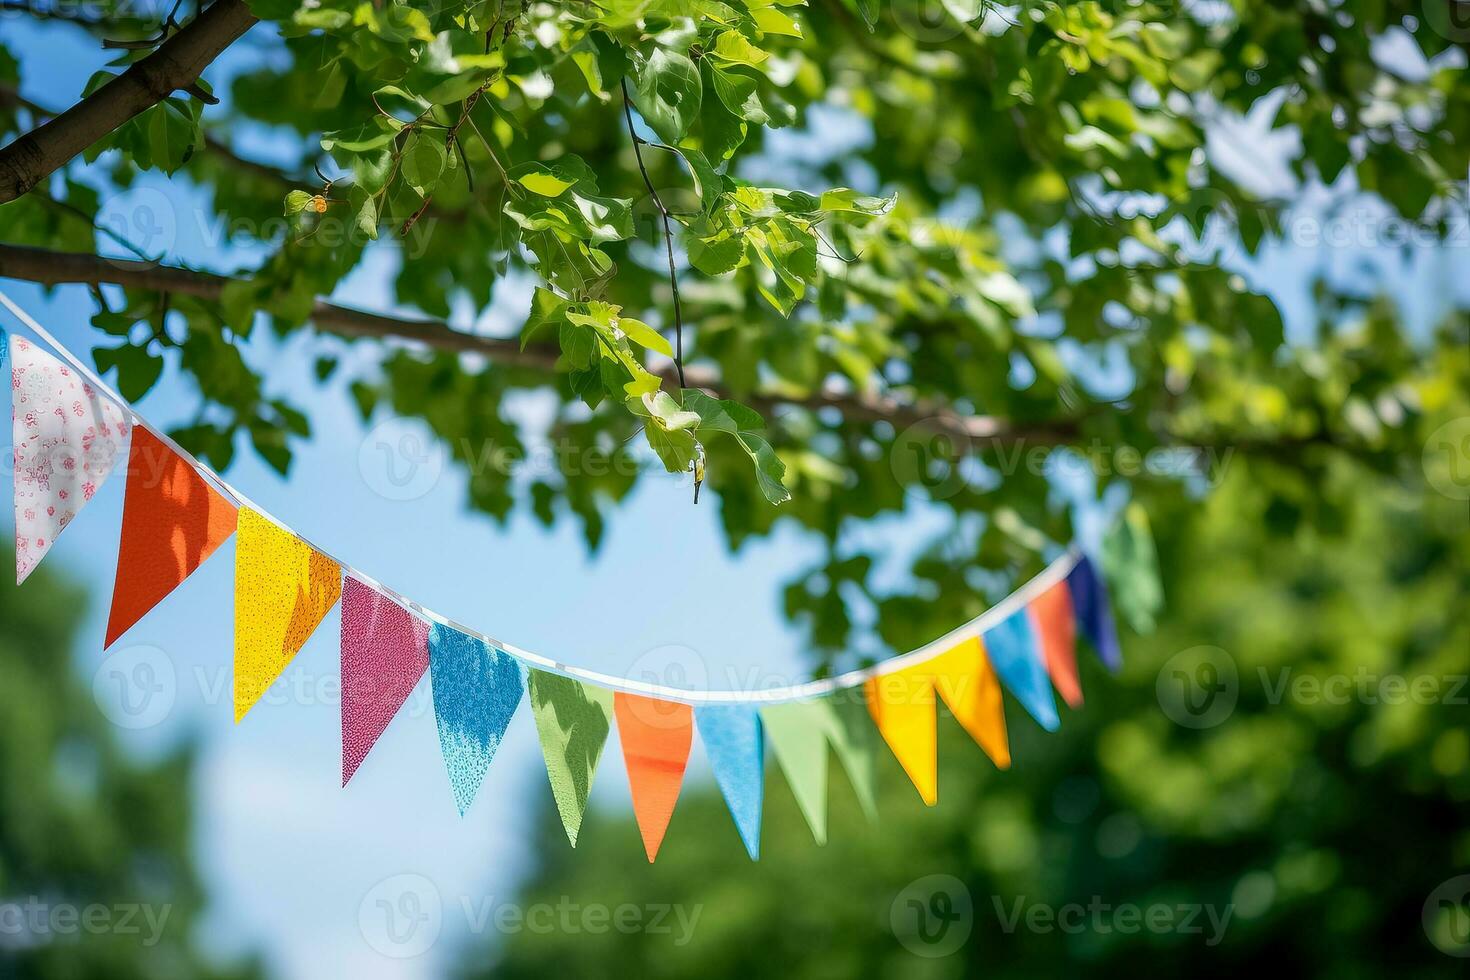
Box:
233, 508, 342, 720
760, 699, 834, 844
614, 692, 692, 862
983, 608, 1060, 731
1029, 578, 1083, 707
11, 335, 131, 583
428, 622, 524, 815
105, 426, 237, 647
527, 670, 614, 847
341, 575, 430, 785
694, 705, 764, 859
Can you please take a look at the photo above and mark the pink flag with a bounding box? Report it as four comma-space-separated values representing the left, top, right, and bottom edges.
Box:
341, 575, 429, 785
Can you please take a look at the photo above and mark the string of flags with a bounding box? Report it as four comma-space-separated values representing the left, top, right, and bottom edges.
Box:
1, 293, 1126, 862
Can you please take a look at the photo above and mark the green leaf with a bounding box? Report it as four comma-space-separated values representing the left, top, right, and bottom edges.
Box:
522, 287, 568, 350
401, 133, 446, 195
284, 190, 314, 215
818, 188, 896, 215
93, 343, 164, 402
618, 317, 673, 358
681, 389, 790, 504
632, 48, 702, 144
321, 117, 401, 153
354, 193, 378, 241
514, 164, 578, 197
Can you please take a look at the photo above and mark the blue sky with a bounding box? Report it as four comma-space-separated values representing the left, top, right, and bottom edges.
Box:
2, 14, 1466, 980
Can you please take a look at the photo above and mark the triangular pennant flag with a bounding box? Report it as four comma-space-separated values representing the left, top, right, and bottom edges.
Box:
760, 699, 833, 844
527, 670, 613, 847
234, 508, 341, 721
11, 335, 132, 584
865, 664, 937, 805
694, 705, 764, 860
1029, 578, 1083, 708
827, 689, 879, 822
928, 636, 1011, 769
427, 622, 523, 815
340, 575, 429, 785
105, 427, 237, 647
1067, 553, 1121, 670
613, 692, 692, 862
983, 608, 1060, 731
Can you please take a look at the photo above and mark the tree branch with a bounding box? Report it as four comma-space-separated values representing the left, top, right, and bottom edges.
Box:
0, 243, 1078, 446
0, 0, 257, 204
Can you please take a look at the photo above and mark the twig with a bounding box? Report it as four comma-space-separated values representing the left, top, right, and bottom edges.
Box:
620, 78, 686, 390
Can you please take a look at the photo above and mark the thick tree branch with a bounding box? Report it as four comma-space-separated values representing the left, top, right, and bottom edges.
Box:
0, 243, 1076, 445
0, 0, 257, 204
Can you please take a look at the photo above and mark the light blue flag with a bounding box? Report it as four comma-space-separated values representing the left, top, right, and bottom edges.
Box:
428, 622, 524, 815
695, 704, 764, 860
983, 608, 1060, 731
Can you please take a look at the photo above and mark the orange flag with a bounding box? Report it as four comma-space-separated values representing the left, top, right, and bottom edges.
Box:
105, 427, 237, 648
929, 637, 1011, 769
865, 664, 937, 806
1029, 580, 1083, 708
614, 692, 692, 862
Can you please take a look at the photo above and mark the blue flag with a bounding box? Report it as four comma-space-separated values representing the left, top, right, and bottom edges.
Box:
1067, 554, 1121, 670
695, 704, 764, 859
428, 622, 524, 815
983, 609, 1060, 731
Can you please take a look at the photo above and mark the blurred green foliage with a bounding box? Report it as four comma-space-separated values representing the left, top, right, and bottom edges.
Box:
0, 548, 260, 979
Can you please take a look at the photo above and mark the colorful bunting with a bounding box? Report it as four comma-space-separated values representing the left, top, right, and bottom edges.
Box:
105, 427, 237, 648
984, 608, 1060, 731
427, 622, 524, 815
1067, 554, 1121, 670
234, 508, 342, 721
694, 705, 764, 859
527, 670, 614, 846
614, 692, 692, 862
0, 307, 1141, 862
865, 664, 938, 805
340, 576, 430, 785
929, 636, 1010, 769
1029, 579, 1083, 708
11, 335, 131, 583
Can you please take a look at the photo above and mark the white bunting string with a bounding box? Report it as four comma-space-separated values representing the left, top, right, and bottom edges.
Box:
0, 287, 1079, 704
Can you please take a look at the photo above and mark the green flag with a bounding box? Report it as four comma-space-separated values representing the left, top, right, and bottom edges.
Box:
527, 670, 614, 846
761, 691, 879, 844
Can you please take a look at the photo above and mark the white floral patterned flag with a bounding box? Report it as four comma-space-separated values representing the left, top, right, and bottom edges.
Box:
11, 335, 132, 583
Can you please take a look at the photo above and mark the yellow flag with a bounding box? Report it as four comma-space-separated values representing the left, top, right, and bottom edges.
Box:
234, 508, 341, 721
929, 636, 1010, 769
865, 664, 937, 806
